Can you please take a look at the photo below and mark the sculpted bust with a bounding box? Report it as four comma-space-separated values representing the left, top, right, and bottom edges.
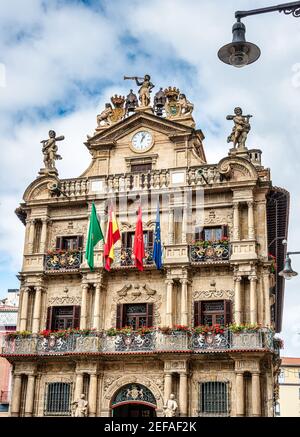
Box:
163, 393, 178, 417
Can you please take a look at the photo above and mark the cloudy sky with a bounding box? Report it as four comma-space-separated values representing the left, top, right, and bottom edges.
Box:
0, 0, 299, 356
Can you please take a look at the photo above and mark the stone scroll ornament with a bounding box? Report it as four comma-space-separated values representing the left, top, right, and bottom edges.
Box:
226, 107, 252, 149
40, 130, 65, 170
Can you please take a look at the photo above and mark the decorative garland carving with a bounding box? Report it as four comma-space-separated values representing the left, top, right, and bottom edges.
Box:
48, 296, 81, 305
193, 289, 234, 300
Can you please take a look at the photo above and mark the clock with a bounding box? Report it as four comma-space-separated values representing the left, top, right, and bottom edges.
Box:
131, 130, 153, 152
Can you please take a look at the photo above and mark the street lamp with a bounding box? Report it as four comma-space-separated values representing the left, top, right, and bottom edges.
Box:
279, 253, 299, 279
218, 1, 300, 67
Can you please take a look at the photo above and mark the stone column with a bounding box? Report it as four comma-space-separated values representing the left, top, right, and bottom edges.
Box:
251, 372, 261, 417
19, 288, 29, 331
40, 218, 48, 253
181, 206, 187, 244
263, 272, 271, 327
88, 374, 98, 417
80, 284, 89, 329
179, 372, 188, 416
247, 201, 255, 239
165, 279, 174, 327
93, 283, 101, 331
249, 276, 258, 324
168, 209, 174, 244
32, 287, 43, 333
74, 373, 84, 401
10, 375, 22, 417
24, 375, 36, 417
27, 219, 35, 254
232, 203, 240, 241
164, 373, 172, 404
234, 276, 242, 324
180, 279, 188, 326
235, 372, 244, 417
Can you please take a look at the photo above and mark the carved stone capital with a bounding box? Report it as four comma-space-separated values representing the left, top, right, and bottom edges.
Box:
234, 276, 242, 282
248, 275, 258, 282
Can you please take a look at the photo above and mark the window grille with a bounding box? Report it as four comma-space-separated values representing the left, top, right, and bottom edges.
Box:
44, 382, 72, 416
199, 382, 229, 417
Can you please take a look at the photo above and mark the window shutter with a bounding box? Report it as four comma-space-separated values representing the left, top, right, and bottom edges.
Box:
224, 300, 232, 326
77, 236, 83, 250
55, 237, 62, 250
147, 230, 154, 247
116, 304, 124, 329
221, 225, 228, 238
122, 232, 130, 248
46, 306, 53, 330
194, 301, 202, 327
146, 303, 154, 328
73, 306, 81, 329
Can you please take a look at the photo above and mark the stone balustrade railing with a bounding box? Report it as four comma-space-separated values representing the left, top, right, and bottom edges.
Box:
1, 329, 276, 356
58, 165, 224, 198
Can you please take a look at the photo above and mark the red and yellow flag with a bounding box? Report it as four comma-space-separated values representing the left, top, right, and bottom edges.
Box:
104, 207, 121, 271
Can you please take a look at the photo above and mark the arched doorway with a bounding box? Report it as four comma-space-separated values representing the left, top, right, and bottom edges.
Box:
111, 383, 157, 417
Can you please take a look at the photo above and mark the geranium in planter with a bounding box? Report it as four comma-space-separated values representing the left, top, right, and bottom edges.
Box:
228, 323, 260, 333
172, 325, 190, 333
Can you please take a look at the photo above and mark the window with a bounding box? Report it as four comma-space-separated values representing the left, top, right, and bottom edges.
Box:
33, 220, 42, 253
46, 306, 80, 330
116, 303, 154, 329
55, 236, 83, 251
194, 300, 232, 327
299, 388, 300, 400
122, 231, 153, 248
194, 226, 228, 242
44, 383, 71, 416
275, 402, 280, 416
278, 370, 285, 384
199, 382, 229, 416
131, 163, 152, 173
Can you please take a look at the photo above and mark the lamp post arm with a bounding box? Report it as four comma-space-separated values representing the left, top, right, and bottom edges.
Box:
287, 251, 300, 255
235, 1, 300, 21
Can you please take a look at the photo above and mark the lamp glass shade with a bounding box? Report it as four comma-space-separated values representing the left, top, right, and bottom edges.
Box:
278, 256, 298, 280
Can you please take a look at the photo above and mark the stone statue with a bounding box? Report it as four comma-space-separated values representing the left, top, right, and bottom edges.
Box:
71, 393, 88, 417
163, 393, 178, 417
226, 107, 252, 149
125, 89, 139, 115
40, 130, 64, 170
124, 74, 154, 107
97, 103, 113, 127
178, 93, 194, 116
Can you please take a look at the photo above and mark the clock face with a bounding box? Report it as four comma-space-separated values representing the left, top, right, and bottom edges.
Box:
131, 131, 153, 152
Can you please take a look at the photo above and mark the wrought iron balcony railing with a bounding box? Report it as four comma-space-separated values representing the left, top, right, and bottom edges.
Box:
189, 242, 230, 263
44, 251, 82, 272
1, 329, 276, 356
113, 246, 154, 268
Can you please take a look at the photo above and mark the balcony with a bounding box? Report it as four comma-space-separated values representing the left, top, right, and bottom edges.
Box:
44, 251, 82, 273
113, 247, 154, 268
189, 241, 230, 264
1, 329, 276, 356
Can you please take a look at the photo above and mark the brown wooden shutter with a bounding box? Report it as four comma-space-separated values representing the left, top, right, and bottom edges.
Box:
77, 236, 83, 250
146, 303, 154, 328
73, 306, 81, 329
46, 306, 53, 330
55, 237, 62, 250
224, 300, 232, 326
194, 301, 203, 327
221, 225, 228, 238
116, 304, 124, 329
147, 230, 154, 247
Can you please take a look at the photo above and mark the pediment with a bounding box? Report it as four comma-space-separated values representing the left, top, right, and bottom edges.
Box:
23, 175, 58, 202
218, 156, 258, 183
85, 111, 195, 150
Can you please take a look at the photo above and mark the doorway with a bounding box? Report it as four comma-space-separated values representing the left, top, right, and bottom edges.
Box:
113, 403, 156, 417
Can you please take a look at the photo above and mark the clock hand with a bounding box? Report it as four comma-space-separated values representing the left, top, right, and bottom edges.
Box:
141, 133, 146, 143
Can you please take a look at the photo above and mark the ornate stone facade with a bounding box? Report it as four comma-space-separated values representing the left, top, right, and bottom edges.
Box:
1, 82, 289, 417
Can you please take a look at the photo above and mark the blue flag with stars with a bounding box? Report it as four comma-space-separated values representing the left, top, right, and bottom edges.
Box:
153, 203, 162, 269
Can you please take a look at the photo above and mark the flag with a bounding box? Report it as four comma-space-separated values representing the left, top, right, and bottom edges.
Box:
104, 206, 121, 271
85, 202, 104, 271
153, 203, 162, 269
133, 206, 145, 271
